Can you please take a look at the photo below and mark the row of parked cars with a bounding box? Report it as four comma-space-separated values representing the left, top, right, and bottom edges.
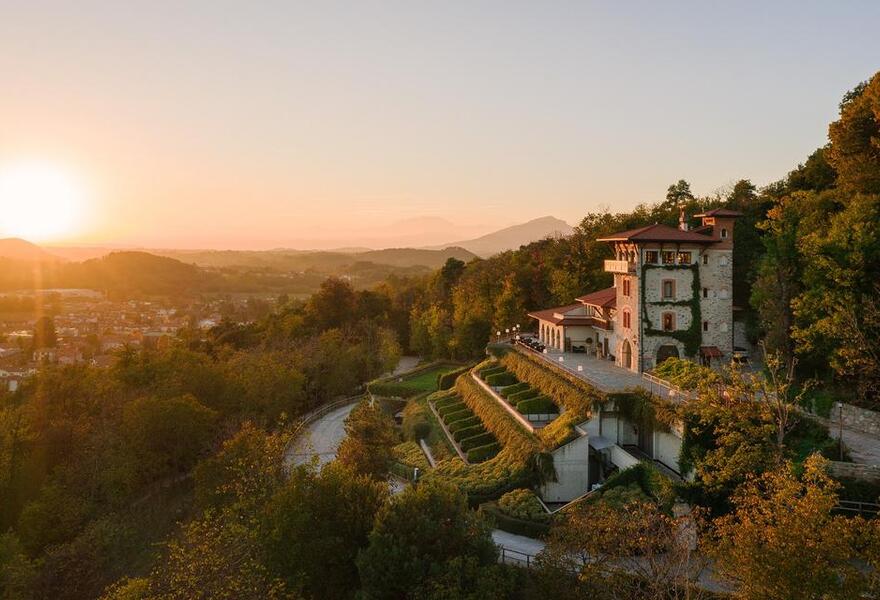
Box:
515, 335, 546, 353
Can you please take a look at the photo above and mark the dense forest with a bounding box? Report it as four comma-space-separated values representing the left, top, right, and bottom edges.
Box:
1, 72, 879, 599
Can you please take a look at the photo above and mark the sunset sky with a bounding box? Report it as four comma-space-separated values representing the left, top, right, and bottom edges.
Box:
1, 1, 879, 249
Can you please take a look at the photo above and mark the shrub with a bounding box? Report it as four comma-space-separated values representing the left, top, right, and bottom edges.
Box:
500, 350, 600, 417
497, 488, 549, 522
437, 401, 466, 418
448, 415, 480, 431
479, 365, 506, 378
392, 441, 431, 471
437, 365, 470, 390
460, 432, 496, 452
453, 424, 486, 443
455, 374, 538, 452
486, 372, 518, 387
516, 396, 558, 415
467, 442, 501, 463
507, 388, 539, 404
652, 357, 717, 390
402, 404, 431, 441
434, 394, 461, 410
499, 383, 529, 398
481, 504, 551, 538
442, 408, 473, 424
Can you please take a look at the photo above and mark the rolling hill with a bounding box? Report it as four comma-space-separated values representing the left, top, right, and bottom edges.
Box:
0, 238, 61, 262
430, 216, 573, 257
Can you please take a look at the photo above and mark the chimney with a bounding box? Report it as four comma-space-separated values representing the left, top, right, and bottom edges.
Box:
679, 205, 688, 231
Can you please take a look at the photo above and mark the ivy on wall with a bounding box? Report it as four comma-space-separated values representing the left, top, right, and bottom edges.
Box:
640, 263, 702, 357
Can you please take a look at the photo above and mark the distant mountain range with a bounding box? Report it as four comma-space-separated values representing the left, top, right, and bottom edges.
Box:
0, 215, 573, 296
0, 238, 62, 262
428, 216, 573, 257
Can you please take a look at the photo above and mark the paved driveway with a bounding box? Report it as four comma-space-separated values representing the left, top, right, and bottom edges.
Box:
284, 402, 359, 469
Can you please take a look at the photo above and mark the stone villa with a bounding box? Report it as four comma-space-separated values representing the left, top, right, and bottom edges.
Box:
529, 208, 742, 373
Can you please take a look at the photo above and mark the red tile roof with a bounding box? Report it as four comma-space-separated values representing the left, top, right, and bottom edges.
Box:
527, 303, 584, 325
576, 286, 617, 308
693, 208, 743, 218
596, 223, 716, 244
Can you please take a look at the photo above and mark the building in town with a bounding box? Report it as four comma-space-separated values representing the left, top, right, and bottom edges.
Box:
529, 208, 741, 373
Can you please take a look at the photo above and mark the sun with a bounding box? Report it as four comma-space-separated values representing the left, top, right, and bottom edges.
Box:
0, 161, 86, 242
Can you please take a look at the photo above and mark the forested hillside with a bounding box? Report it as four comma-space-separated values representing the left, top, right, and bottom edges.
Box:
1, 72, 879, 599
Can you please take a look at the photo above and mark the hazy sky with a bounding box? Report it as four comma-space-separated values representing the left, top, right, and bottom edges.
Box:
1, 1, 878, 249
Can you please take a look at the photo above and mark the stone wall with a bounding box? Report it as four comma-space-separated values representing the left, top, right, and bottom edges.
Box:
835, 402, 880, 436
828, 460, 880, 482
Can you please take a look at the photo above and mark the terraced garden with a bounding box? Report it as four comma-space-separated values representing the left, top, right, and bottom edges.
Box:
434, 392, 501, 463
480, 363, 560, 421
368, 361, 469, 398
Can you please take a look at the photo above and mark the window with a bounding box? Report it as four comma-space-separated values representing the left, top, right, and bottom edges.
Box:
702, 320, 709, 332
720, 288, 730, 299
622, 278, 631, 297
702, 254, 709, 265
721, 228, 728, 239
645, 250, 659, 264
720, 322, 729, 333
623, 309, 631, 329
662, 279, 675, 300
677, 251, 692, 264
662, 251, 676, 265
702, 287, 708, 298
720, 255, 729, 267
662, 312, 675, 331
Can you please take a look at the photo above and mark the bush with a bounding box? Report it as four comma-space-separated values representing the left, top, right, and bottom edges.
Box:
437, 366, 470, 390
438, 401, 467, 418
500, 350, 600, 417
454, 424, 486, 443
507, 388, 539, 404
516, 396, 558, 415
460, 432, 496, 452
652, 357, 717, 390
392, 441, 431, 471
486, 372, 518, 387
481, 504, 551, 538
443, 408, 473, 424
448, 415, 481, 433
402, 404, 431, 441
497, 488, 549, 521
467, 442, 501, 463
434, 394, 461, 410
499, 383, 529, 398
479, 365, 506, 378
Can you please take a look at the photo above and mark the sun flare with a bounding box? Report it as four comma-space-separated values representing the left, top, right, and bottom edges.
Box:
0, 160, 86, 242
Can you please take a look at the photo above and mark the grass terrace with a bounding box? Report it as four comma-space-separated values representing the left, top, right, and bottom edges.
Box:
368, 360, 467, 398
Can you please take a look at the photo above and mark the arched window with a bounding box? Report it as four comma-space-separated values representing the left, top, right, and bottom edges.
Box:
662, 312, 675, 331
721, 228, 728, 239
622, 309, 631, 329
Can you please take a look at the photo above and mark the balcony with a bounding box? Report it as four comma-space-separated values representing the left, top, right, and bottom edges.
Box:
604, 259, 636, 274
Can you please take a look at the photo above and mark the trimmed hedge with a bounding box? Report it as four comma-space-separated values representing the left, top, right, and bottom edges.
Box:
486, 372, 518, 387
500, 350, 601, 417
467, 442, 501, 463
402, 409, 431, 441
479, 365, 507, 378
437, 401, 466, 417
507, 388, 539, 404
453, 424, 486, 443
500, 382, 529, 398
434, 393, 462, 409
456, 374, 539, 452
442, 408, 473, 424
438, 365, 471, 390
516, 396, 558, 415
448, 415, 481, 433
482, 504, 551, 538
461, 432, 496, 452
